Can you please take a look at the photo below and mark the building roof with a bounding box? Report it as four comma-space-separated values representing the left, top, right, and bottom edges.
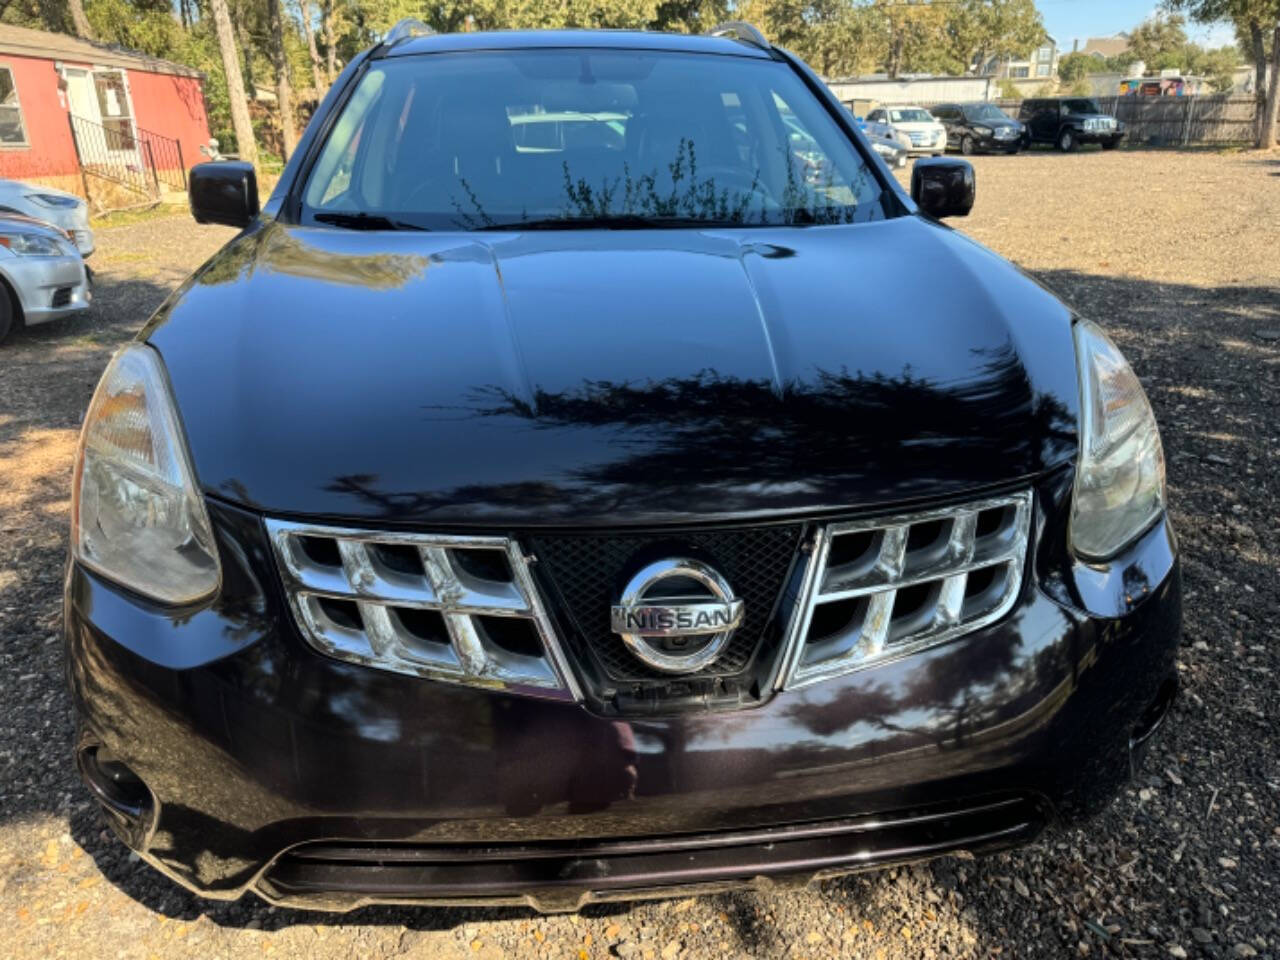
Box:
1080, 34, 1131, 59
0, 23, 202, 78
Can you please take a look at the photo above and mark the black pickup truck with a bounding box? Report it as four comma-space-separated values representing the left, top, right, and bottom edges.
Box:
65, 21, 1178, 914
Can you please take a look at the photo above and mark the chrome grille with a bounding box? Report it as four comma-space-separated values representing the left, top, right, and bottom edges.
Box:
779, 492, 1032, 689
266, 521, 579, 699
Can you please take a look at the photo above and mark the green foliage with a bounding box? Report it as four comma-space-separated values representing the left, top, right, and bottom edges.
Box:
1057, 52, 1095, 82
1128, 13, 1189, 65
996, 77, 1021, 98
945, 0, 1044, 72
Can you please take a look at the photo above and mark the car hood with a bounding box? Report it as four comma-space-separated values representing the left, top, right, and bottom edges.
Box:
146, 216, 1079, 527
892, 121, 943, 132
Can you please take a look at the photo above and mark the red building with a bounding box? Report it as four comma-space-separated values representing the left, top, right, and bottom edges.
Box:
0, 23, 210, 199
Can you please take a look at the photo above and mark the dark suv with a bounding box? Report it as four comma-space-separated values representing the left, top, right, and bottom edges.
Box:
66, 21, 1179, 913
932, 102, 1024, 155
1019, 97, 1125, 151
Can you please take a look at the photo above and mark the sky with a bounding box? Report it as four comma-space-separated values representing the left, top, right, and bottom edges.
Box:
1039, 0, 1240, 52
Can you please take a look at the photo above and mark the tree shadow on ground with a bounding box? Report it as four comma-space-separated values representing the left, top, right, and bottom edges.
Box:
2, 265, 1277, 954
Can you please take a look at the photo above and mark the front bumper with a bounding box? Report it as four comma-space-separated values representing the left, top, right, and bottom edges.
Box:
973, 130, 1023, 152
903, 132, 947, 154
1078, 129, 1125, 146
66, 475, 1181, 912
2, 254, 91, 326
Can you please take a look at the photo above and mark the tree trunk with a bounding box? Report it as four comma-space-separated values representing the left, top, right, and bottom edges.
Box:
210, 0, 258, 166
323, 0, 338, 83
68, 0, 94, 39
299, 0, 326, 95
267, 0, 297, 160
1265, 25, 1280, 149
237, 20, 256, 96
1251, 21, 1268, 147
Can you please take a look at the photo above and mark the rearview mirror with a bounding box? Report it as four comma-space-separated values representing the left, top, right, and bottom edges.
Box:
190, 162, 259, 229
911, 157, 974, 219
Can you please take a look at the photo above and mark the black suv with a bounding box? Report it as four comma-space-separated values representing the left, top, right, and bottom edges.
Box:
1019, 97, 1125, 151
932, 102, 1024, 155
66, 22, 1179, 913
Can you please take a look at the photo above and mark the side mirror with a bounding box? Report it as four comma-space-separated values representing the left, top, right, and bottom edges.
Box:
190, 162, 259, 229
911, 157, 974, 219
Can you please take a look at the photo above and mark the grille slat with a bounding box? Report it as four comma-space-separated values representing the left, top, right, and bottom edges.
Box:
267, 521, 578, 699
780, 492, 1032, 688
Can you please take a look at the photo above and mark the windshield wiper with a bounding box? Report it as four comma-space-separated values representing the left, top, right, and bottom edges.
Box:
312, 212, 427, 231
474, 215, 748, 231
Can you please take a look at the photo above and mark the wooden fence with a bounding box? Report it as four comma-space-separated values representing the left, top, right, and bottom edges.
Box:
866, 95, 1262, 146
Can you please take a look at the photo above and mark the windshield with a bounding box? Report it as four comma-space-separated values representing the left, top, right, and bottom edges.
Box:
963, 104, 1010, 122
887, 108, 934, 124
302, 50, 886, 230
1063, 99, 1103, 115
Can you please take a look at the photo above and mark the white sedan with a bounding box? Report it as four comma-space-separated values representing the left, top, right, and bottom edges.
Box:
0, 179, 95, 257
864, 106, 947, 156
0, 213, 91, 343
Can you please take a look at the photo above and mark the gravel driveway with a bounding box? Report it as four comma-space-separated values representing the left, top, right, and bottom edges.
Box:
1, 150, 1277, 959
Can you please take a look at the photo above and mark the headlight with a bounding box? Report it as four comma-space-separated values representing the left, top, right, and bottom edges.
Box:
25, 192, 83, 209
72, 344, 221, 604
973, 125, 992, 136
1070, 319, 1166, 559
0, 233, 63, 256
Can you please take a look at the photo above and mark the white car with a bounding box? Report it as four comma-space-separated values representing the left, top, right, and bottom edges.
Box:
865, 106, 947, 156
0, 213, 92, 343
0, 179, 95, 258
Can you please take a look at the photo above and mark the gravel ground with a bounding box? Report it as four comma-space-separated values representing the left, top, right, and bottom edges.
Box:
1, 150, 1278, 959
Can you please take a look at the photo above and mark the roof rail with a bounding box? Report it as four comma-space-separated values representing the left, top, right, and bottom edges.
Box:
708, 21, 771, 51
383, 18, 433, 45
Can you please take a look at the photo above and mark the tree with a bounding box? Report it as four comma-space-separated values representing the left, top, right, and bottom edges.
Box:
322, 0, 339, 82
209, 0, 258, 164
946, 0, 1044, 75
1166, 0, 1280, 147
68, 0, 94, 39
1129, 13, 1190, 65
267, 0, 298, 159
867, 0, 951, 78
297, 0, 327, 94
1057, 51, 1094, 82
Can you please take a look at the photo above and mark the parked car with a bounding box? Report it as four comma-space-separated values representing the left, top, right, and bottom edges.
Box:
867, 131, 909, 168
0, 213, 91, 343
847, 110, 910, 166
864, 105, 946, 155
0, 179, 94, 257
67, 21, 1179, 914
932, 102, 1024, 155
1018, 97, 1125, 152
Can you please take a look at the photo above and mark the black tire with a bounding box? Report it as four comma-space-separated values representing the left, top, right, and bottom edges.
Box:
0, 283, 15, 345
961, 135, 975, 156
1102, 139, 1120, 151
1057, 128, 1077, 152
1005, 147, 1019, 155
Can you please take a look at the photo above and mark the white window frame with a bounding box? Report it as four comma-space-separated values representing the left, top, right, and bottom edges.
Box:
0, 63, 30, 149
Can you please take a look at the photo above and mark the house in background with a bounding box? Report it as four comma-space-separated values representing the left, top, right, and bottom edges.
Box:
1078, 34, 1132, 62
981, 35, 1059, 80
0, 23, 210, 205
